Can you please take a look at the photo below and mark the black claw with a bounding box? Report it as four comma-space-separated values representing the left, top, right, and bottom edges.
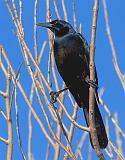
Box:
85, 76, 98, 89
50, 91, 59, 104
50, 87, 68, 104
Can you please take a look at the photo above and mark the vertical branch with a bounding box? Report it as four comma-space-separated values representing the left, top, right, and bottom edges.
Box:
114, 113, 123, 157
64, 103, 78, 160
72, 0, 77, 31
89, 0, 104, 159
6, 67, 12, 160
28, 110, 33, 160
54, 84, 65, 160
61, 0, 68, 21
45, 141, 51, 160
53, 0, 61, 20
28, 41, 46, 160
27, 3, 39, 158
15, 88, 26, 160
75, 132, 87, 159
46, 0, 59, 89
19, 0, 23, 27
34, 0, 38, 61
46, 0, 51, 86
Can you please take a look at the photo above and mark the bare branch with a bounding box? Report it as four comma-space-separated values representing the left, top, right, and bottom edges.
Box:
0, 90, 6, 97
53, 0, 61, 19
99, 97, 125, 139
0, 136, 8, 144
6, 66, 12, 160
75, 132, 88, 159
1, 46, 55, 147
72, 0, 77, 31
114, 113, 123, 157
61, 0, 68, 21
15, 88, 26, 160
64, 103, 79, 160
0, 106, 7, 120
109, 140, 125, 160
89, 0, 104, 158
19, 0, 23, 26
34, 0, 38, 60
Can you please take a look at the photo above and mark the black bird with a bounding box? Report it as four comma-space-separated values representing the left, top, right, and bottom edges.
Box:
37, 20, 108, 149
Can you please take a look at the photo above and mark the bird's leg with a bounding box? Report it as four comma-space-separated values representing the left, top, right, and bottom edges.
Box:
50, 87, 68, 104
85, 76, 98, 89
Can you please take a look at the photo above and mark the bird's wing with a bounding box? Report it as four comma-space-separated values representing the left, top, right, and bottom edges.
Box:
77, 32, 98, 86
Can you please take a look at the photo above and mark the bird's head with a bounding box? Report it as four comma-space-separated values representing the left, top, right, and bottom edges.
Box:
37, 20, 75, 37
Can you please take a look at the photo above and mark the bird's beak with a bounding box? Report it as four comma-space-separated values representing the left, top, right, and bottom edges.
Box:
36, 22, 53, 29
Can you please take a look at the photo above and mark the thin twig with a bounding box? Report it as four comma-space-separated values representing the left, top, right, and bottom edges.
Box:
19, 0, 23, 27
64, 103, 79, 160
0, 106, 7, 120
15, 88, 26, 160
72, 0, 77, 31
0, 136, 8, 144
54, 83, 66, 160
47, 51, 51, 85
12, 0, 19, 21
67, 90, 75, 107
0, 90, 7, 97
53, 0, 61, 19
10, 62, 23, 111
34, 0, 38, 61
114, 113, 123, 157
45, 140, 51, 160
61, 0, 68, 21
109, 140, 125, 160
28, 109, 33, 160
28, 41, 47, 160
99, 97, 125, 138
75, 132, 88, 159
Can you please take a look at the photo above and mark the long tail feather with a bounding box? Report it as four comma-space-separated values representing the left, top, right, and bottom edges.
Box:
83, 100, 108, 149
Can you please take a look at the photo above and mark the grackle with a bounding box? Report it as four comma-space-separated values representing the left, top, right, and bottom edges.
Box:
37, 20, 108, 149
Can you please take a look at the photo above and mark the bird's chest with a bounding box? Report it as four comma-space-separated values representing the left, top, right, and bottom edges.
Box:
54, 37, 78, 67
54, 43, 83, 80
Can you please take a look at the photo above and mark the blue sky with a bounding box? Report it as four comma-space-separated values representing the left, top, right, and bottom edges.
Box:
0, 1, 125, 159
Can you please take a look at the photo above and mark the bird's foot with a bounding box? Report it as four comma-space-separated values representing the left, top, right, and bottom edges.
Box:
50, 91, 60, 104
85, 76, 98, 89
50, 87, 68, 104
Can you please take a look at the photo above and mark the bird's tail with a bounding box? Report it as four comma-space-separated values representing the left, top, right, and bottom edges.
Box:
83, 100, 108, 149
